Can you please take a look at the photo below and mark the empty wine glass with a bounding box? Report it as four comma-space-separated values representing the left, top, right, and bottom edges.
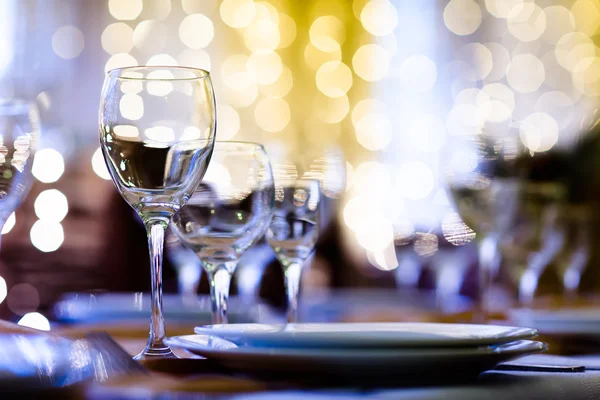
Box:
267, 177, 320, 323
171, 141, 274, 324
99, 66, 215, 359
0, 99, 39, 240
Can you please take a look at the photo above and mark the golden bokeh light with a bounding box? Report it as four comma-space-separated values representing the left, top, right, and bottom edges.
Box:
247, 50, 283, 85
310, 16, 345, 53
105, 53, 137, 73
183, 0, 216, 14
314, 93, 350, 124
485, 0, 523, 19
217, 105, 241, 140
506, 53, 545, 93
353, 0, 370, 19
179, 14, 214, 49
361, 0, 398, 37
145, 0, 171, 20
223, 83, 258, 108
133, 20, 166, 54
259, 65, 293, 98
398, 55, 437, 92
108, 0, 142, 20
355, 112, 392, 151
457, 43, 492, 81
572, 56, 600, 97
177, 49, 211, 71
278, 13, 297, 49
220, 0, 256, 28
220, 55, 258, 107
101, 23, 134, 55
243, 2, 280, 52
119, 94, 144, 120
520, 112, 559, 152
479, 83, 515, 123
352, 44, 391, 82
555, 32, 594, 71
542, 5, 576, 45
507, 3, 547, 42
255, 97, 290, 132
304, 43, 342, 70
571, 0, 600, 36
443, 0, 482, 36
316, 61, 353, 98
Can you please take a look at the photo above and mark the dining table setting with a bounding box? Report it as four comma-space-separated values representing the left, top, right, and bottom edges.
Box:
3, 7, 600, 396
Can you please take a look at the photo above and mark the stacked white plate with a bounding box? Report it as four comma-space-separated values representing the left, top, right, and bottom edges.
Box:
166, 323, 546, 381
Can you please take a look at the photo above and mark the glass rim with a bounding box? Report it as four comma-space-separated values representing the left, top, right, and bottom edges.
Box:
107, 65, 210, 81
214, 140, 266, 151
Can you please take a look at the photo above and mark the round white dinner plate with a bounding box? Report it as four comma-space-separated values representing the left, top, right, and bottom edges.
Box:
193, 322, 537, 349
166, 335, 546, 380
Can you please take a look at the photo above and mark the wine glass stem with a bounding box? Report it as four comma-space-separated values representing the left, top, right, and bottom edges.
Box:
139, 219, 173, 358
284, 262, 303, 323
476, 234, 499, 323
207, 263, 235, 324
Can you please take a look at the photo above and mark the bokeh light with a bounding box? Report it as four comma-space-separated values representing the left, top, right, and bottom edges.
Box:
314, 94, 349, 124
310, 16, 345, 52
458, 43, 492, 81
177, 49, 211, 71
255, 98, 290, 132
443, 0, 482, 36
278, 13, 297, 49
0, 277, 6, 303
30, 220, 64, 253
101, 23, 134, 55
485, 0, 523, 19
34, 190, 68, 223
105, 53, 138, 73
408, 115, 446, 152
304, 43, 342, 70
361, 0, 398, 37
147, 54, 178, 66
247, 50, 283, 85
259, 65, 293, 98
485, 42, 511, 81
353, 44, 391, 82
352, 98, 386, 128
92, 147, 112, 180
316, 61, 353, 98
179, 14, 214, 49
52, 26, 85, 59
506, 53, 545, 93
220, 0, 256, 29
520, 112, 559, 152
395, 162, 435, 200
133, 20, 166, 53
18, 312, 50, 331
108, 0, 142, 20
571, 0, 600, 36
32, 149, 64, 183
243, 2, 280, 52
507, 3, 547, 42
119, 94, 144, 120
356, 113, 392, 151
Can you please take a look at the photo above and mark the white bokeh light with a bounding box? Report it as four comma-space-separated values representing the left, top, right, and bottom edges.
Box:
361, 0, 399, 37
18, 312, 50, 331
32, 149, 64, 183
30, 220, 64, 253
34, 189, 68, 222
520, 112, 559, 153
398, 55, 437, 92
179, 14, 214, 49
444, 0, 482, 36
2, 212, 15, 235
52, 26, 85, 59
92, 148, 112, 180
506, 54, 545, 93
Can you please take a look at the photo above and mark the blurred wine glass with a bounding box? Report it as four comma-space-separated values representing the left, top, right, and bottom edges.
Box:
445, 131, 522, 320
99, 66, 216, 359
0, 99, 39, 241
265, 147, 345, 322
165, 232, 202, 300
171, 141, 274, 324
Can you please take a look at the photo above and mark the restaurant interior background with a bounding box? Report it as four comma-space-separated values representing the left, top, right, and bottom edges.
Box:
0, 0, 599, 327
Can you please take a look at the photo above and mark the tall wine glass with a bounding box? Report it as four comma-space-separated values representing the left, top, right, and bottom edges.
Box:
99, 66, 215, 359
171, 142, 274, 324
0, 99, 39, 241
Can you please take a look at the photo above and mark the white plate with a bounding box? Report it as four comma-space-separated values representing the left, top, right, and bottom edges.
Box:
510, 308, 600, 335
194, 323, 537, 349
166, 335, 546, 380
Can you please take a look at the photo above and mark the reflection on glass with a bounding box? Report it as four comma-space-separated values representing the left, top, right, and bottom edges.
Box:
99, 66, 216, 359
0, 99, 39, 243
171, 142, 274, 324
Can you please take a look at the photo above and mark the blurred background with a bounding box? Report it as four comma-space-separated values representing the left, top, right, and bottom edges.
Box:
1, 0, 600, 326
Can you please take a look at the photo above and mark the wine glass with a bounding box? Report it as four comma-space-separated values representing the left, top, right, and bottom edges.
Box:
266, 178, 320, 323
445, 131, 522, 321
170, 141, 274, 324
99, 66, 215, 359
0, 99, 39, 240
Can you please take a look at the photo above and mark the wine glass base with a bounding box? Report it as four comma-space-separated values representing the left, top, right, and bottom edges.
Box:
133, 345, 178, 360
